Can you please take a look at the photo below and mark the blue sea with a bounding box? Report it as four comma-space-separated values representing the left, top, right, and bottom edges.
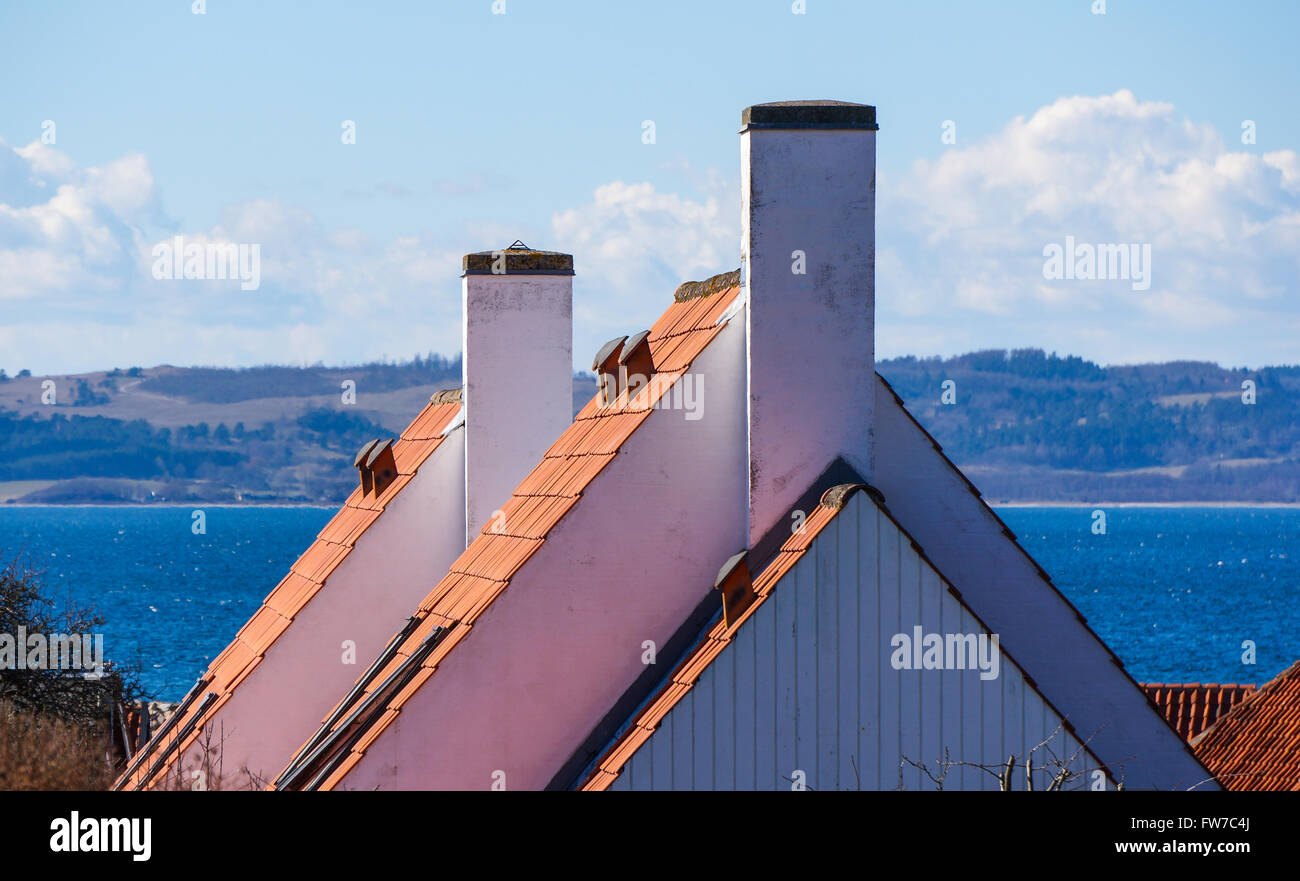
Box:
0, 505, 1296, 700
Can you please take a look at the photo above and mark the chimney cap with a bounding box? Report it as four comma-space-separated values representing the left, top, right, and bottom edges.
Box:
741, 100, 878, 132
462, 245, 574, 276
674, 268, 741, 303
429, 387, 463, 406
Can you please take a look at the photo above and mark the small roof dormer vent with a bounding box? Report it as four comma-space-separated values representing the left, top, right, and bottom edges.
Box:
365, 438, 398, 496
714, 550, 756, 629
592, 336, 627, 407
617, 330, 653, 403
354, 439, 381, 495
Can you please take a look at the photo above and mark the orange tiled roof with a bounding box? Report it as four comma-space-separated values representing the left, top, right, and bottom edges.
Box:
579, 483, 1115, 791
113, 393, 465, 791
1142, 682, 1256, 742
274, 281, 742, 790
1191, 660, 1300, 790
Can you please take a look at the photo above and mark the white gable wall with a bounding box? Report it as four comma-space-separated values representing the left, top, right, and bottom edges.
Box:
166, 428, 467, 788
608, 491, 1108, 791
339, 313, 749, 790
871, 375, 1212, 790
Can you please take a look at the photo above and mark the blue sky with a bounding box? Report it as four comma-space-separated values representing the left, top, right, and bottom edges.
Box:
2, 0, 1297, 373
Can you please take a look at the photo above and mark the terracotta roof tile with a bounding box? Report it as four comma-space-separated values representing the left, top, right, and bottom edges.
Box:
486, 495, 578, 540
354, 709, 401, 753
656, 329, 724, 373
698, 287, 741, 325
320, 755, 362, 790
277, 281, 744, 790
454, 535, 542, 581
418, 572, 479, 614
422, 621, 471, 669
402, 405, 450, 441
113, 396, 464, 791
648, 299, 692, 340
1191, 660, 1300, 790
264, 572, 323, 619
209, 641, 257, 692
374, 472, 415, 506
543, 418, 599, 458
392, 440, 430, 474
1142, 682, 1256, 742
224, 653, 263, 694
238, 606, 291, 654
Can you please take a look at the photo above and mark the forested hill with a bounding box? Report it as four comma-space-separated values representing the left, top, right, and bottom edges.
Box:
0, 349, 1296, 504
877, 350, 1300, 501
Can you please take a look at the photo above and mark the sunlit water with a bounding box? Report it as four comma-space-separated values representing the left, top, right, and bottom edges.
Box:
0, 505, 1295, 699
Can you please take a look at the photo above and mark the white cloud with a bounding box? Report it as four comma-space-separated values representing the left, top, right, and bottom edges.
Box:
5, 91, 1298, 375
552, 176, 737, 363
0, 139, 467, 372
879, 89, 1300, 366
0, 140, 156, 302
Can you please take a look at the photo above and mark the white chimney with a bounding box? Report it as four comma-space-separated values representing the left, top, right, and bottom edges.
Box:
742, 100, 877, 549
462, 242, 574, 544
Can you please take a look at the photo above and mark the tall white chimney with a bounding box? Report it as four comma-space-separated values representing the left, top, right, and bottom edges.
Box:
462, 243, 573, 544
742, 100, 877, 549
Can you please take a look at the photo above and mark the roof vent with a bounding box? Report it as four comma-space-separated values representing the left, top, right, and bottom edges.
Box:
366, 438, 399, 496
617, 330, 653, 402
592, 336, 627, 407
713, 550, 756, 629
354, 439, 381, 495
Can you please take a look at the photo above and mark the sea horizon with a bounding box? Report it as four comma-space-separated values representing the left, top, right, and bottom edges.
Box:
2, 504, 1296, 701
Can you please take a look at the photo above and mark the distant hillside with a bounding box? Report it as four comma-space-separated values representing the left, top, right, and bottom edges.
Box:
0, 357, 596, 505
878, 350, 1300, 502
0, 349, 1295, 504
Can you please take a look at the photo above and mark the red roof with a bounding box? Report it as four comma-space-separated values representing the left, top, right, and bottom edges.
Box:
274, 282, 742, 790
1142, 682, 1256, 742
113, 393, 464, 791
1192, 660, 1300, 790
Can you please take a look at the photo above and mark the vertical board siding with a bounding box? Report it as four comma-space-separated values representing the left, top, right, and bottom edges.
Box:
670, 695, 693, 789
940, 576, 964, 789
836, 498, 860, 789
613, 493, 1104, 790
815, 528, 840, 788
876, 512, 901, 788
858, 504, 880, 789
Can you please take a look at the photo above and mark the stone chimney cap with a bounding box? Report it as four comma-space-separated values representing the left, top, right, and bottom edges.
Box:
741, 100, 878, 132
462, 243, 574, 276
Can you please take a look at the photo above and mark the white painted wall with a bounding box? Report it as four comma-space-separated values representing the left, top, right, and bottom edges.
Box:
872, 375, 1213, 790
339, 312, 749, 791
463, 272, 573, 543
165, 428, 467, 787
744, 121, 876, 547
609, 491, 1110, 791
